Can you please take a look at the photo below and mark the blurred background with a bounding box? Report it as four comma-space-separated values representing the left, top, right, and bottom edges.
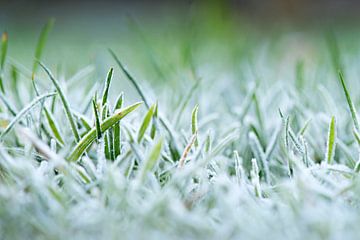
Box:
1, 0, 360, 98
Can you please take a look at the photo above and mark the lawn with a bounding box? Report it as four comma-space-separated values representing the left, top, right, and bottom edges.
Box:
1, 4, 360, 239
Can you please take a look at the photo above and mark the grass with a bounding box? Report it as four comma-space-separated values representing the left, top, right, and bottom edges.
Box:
2, 10, 360, 239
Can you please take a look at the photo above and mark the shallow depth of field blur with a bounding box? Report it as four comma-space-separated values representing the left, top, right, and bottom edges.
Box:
1, 1, 360, 239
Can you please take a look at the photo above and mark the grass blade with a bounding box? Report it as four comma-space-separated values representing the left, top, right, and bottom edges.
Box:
0, 92, 56, 140
101, 68, 113, 106
137, 103, 155, 143
32, 19, 55, 77
325, 116, 336, 164
92, 98, 102, 140
67, 101, 142, 162
113, 93, 124, 158
338, 71, 360, 133
43, 107, 64, 145
102, 104, 111, 159
109, 49, 150, 108
0, 32, 8, 93
178, 132, 197, 168
251, 158, 261, 197
191, 104, 199, 148
0, 92, 17, 116
39, 61, 80, 142
150, 101, 158, 139
138, 137, 163, 182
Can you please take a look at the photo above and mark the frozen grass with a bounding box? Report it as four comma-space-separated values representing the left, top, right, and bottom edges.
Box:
2, 14, 360, 239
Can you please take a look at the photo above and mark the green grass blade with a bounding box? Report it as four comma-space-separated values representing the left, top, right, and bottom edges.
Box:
0, 32, 8, 93
113, 93, 124, 158
67, 101, 142, 162
102, 104, 111, 159
0, 92, 56, 140
101, 68, 113, 106
354, 130, 360, 147
109, 49, 150, 108
0, 92, 17, 116
39, 61, 80, 142
0, 32, 8, 70
32, 19, 55, 77
137, 103, 155, 143
43, 107, 64, 145
338, 71, 360, 133
138, 137, 163, 182
150, 101, 158, 139
92, 98, 102, 140
325, 116, 336, 164
191, 104, 199, 148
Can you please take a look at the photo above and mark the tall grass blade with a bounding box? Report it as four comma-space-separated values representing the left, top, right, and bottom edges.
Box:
109, 49, 150, 108
338, 71, 360, 133
39, 61, 80, 142
32, 18, 55, 77
113, 93, 124, 158
101, 68, 113, 106
0, 32, 8, 93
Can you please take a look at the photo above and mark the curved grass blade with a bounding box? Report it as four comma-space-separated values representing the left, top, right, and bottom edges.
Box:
338, 71, 360, 133
67, 102, 142, 162
0, 92, 56, 140
101, 68, 113, 106
138, 137, 163, 182
39, 61, 80, 142
32, 18, 55, 77
191, 104, 199, 148
137, 103, 155, 143
43, 107, 64, 145
325, 116, 336, 164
